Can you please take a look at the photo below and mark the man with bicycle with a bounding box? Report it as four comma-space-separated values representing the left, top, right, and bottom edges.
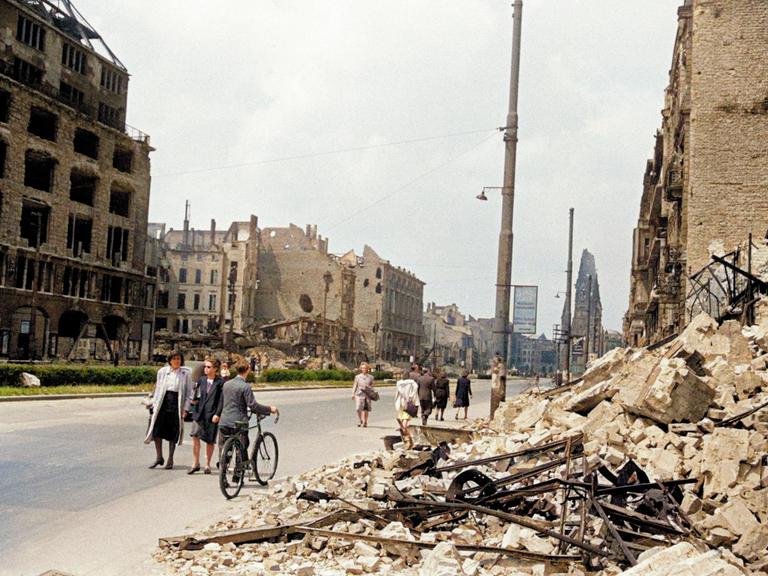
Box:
216, 359, 279, 451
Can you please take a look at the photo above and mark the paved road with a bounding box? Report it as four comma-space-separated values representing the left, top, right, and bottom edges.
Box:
0, 379, 535, 576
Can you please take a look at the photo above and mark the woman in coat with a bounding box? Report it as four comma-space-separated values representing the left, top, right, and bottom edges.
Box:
394, 370, 419, 449
433, 369, 450, 421
144, 350, 193, 469
351, 362, 375, 427
454, 370, 473, 420
188, 357, 224, 474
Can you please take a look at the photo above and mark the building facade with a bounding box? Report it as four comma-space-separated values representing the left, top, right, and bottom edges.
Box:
422, 302, 475, 371
562, 249, 603, 374
0, 0, 154, 362
625, 0, 768, 346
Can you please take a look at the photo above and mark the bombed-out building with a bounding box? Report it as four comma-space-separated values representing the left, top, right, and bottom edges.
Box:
0, 0, 154, 361
562, 249, 604, 375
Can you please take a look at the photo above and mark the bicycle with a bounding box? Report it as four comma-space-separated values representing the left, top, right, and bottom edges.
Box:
219, 413, 279, 499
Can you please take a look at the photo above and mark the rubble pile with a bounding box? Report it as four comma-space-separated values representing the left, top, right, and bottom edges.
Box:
157, 307, 768, 576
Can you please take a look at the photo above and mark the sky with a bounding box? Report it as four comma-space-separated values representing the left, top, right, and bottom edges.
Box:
77, 1, 681, 336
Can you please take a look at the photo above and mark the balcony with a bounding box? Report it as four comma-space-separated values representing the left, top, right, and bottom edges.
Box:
665, 167, 683, 201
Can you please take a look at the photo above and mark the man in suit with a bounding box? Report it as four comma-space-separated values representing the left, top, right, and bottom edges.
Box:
188, 357, 224, 474
417, 367, 436, 426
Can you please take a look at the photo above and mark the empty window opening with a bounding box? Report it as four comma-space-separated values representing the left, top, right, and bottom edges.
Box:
106, 225, 129, 264
0, 90, 10, 123
156, 290, 169, 309
179, 268, 187, 283
193, 294, 200, 310
363, 278, 370, 287
73, 128, 99, 159
0, 140, 7, 178
100, 274, 124, 303
210, 269, 218, 284
177, 293, 186, 310
208, 293, 217, 311
98, 102, 122, 130
108, 184, 131, 217
13, 57, 43, 85
66, 214, 92, 256
375, 267, 382, 279
17, 15, 45, 50
28, 107, 57, 141
62, 267, 90, 298
112, 146, 133, 173
62, 43, 86, 74
24, 150, 55, 192
69, 170, 97, 206
59, 82, 84, 107
14, 254, 34, 289
20, 203, 49, 247
194, 269, 201, 284
155, 317, 168, 331
100, 67, 124, 94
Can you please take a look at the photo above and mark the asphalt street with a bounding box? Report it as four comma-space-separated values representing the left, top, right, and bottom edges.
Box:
0, 378, 535, 576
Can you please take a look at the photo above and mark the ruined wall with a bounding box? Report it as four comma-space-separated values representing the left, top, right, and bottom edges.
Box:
686, 0, 768, 272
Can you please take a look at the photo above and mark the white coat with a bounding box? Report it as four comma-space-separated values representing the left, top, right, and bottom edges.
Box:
394, 378, 418, 411
144, 365, 193, 445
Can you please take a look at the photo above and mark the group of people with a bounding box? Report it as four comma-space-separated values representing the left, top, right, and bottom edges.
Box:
143, 352, 278, 473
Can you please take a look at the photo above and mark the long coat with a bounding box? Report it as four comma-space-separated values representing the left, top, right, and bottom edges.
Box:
144, 365, 193, 445
192, 376, 223, 444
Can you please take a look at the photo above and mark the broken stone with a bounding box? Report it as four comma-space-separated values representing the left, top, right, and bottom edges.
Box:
733, 523, 768, 562
418, 542, 466, 576
20, 372, 41, 387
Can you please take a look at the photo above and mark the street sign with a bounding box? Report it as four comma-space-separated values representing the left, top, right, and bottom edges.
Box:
512, 285, 538, 334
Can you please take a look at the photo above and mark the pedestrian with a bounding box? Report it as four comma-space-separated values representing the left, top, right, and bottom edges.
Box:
408, 363, 421, 382
454, 370, 473, 420
249, 355, 257, 373
352, 361, 375, 427
433, 368, 450, 421
188, 357, 224, 475
417, 367, 435, 425
394, 369, 418, 449
218, 359, 279, 456
220, 361, 231, 380
144, 350, 193, 470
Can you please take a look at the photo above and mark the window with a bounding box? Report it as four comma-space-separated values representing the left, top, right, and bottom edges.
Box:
98, 103, 122, 129
155, 317, 168, 331
0, 140, 6, 178
156, 290, 169, 309
208, 293, 217, 311
17, 15, 45, 50
24, 150, 55, 192
210, 270, 218, 284
66, 214, 92, 256
13, 57, 43, 85
73, 129, 99, 159
106, 225, 129, 263
100, 67, 124, 94
177, 293, 186, 310
108, 184, 131, 217
0, 89, 10, 123
179, 268, 187, 283
69, 170, 97, 206
20, 203, 49, 247
159, 267, 170, 282
193, 294, 200, 310
194, 269, 201, 284
59, 82, 84, 107
28, 107, 57, 141
112, 146, 133, 173
62, 43, 86, 74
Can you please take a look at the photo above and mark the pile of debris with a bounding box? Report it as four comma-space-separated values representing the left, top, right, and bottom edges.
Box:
156, 306, 768, 575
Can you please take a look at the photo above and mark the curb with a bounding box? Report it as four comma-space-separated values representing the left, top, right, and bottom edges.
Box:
0, 382, 398, 403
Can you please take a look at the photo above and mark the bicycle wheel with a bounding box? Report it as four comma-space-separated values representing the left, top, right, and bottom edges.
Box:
253, 432, 279, 485
219, 436, 245, 499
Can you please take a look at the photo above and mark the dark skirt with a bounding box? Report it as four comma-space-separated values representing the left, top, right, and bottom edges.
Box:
434, 395, 448, 410
192, 416, 219, 445
153, 391, 179, 443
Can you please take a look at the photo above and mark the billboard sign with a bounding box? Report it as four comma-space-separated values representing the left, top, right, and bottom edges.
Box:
513, 285, 538, 334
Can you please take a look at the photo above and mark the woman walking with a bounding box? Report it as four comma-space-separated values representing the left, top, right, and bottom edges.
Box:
145, 351, 193, 469
433, 369, 450, 421
188, 357, 224, 474
394, 370, 419, 449
352, 362, 375, 427
454, 370, 473, 420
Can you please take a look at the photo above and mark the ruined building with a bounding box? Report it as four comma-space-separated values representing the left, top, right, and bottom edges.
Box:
562, 249, 603, 375
422, 303, 475, 371
625, 0, 768, 346
0, 0, 154, 361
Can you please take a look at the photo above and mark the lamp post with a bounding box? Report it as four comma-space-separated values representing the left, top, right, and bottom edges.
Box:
321, 271, 333, 365
489, 0, 523, 419
564, 207, 574, 383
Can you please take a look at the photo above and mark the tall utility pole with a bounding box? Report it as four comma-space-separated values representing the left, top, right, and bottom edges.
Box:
28, 210, 43, 361
585, 274, 593, 369
490, 0, 523, 419
564, 208, 574, 383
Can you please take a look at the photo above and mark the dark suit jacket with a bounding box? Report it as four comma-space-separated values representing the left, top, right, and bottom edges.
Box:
193, 376, 223, 423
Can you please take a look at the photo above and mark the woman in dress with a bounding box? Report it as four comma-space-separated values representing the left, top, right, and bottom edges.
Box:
394, 370, 419, 449
352, 362, 374, 427
188, 357, 224, 474
454, 370, 473, 420
433, 369, 450, 421
144, 351, 193, 469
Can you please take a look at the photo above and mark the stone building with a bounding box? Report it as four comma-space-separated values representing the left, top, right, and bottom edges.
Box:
0, 0, 154, 361
422, 302, 475, 371
510, 333, 557, 376
625, 0, 768, 346
562, 249, 603, 375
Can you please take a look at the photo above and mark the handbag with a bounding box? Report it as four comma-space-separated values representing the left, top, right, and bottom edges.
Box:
365, 387, 380, 402
405, 400, 418, 418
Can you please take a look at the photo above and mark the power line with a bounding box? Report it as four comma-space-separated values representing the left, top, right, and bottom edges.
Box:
154, 128, 497, 178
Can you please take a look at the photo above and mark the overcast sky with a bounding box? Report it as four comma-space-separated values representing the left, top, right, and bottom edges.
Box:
78, 1, 680, 336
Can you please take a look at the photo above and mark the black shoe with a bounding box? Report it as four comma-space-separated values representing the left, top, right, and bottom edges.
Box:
149, 457, 164, 469
187, 465, 200, 475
